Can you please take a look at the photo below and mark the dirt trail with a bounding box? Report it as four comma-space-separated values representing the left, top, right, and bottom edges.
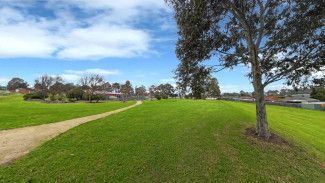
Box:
0, 101, 142, 165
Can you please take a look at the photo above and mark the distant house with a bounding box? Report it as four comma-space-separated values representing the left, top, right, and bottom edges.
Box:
282, 94, 319, 103
265, 95, 280, 102
10, 88, 32, 94
94, 91, 124, 99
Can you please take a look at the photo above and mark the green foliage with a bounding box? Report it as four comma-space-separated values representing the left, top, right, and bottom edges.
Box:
82, 93, 105, 103
149, 84, 175, 100
23, 91, 48, 100
23, 94, 33, 100
311, 87, 325, 101
121, 80, 134, 97
206, 77, 221, 98
175, 61, 212, 99
135, 85, 146, 98
7, 78, 28, 91
49, 94, 57, 101
0, 100, 324, 182
155, 95, 162, 100
67, 88, 84, 101
49, 94, 66, 102
92, 94, 106, 102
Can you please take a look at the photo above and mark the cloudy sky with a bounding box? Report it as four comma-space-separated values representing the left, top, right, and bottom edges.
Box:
0, 0, 286, 92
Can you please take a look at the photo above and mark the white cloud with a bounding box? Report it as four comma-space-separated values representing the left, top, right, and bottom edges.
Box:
0, 1, 168, 60
58, 25, 150, 59
0, 76, 9, 85
220, 85, 240, 93
312, 67, 325, 79
220, 84, 253, 93
0, 7, 59, 58
160, 78, 175, 83
0, 23, 58, 58
65, 68, 120, 76
58, 68, 120, 83
0, 7, 24, 24
59, 74, 81, 82
265, 84, 289, 91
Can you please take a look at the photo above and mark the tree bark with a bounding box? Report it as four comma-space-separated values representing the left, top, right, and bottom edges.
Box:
249, 41, 271, 139
251, 53, 270, 139
253, 77, 270, 139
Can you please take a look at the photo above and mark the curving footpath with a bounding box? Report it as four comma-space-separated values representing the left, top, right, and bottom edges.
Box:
0, 101, 142, 165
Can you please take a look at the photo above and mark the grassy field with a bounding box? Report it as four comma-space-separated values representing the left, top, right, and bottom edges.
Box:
0, 95, 135, 130
0, 100, 324, 182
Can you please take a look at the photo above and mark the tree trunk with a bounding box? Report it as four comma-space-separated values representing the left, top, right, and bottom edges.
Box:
253, 79, 270, 139
249, 43, 270, 139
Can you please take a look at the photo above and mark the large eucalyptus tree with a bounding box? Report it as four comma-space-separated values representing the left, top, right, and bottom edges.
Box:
167, 0, 324, 138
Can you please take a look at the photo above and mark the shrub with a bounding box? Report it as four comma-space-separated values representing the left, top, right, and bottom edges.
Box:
23, 91, 48, 100
311, 87, 325, 101
93, 94, 106, 102
82, 93, 106, 102
23, 93, 33, 100
155, 94, 162, 100
49, 94, 57, 101
161, 94, 168, 99
67, 88, 84, 101
57, 94, 66, 101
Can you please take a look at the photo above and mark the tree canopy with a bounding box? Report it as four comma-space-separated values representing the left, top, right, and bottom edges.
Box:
7, 78, 28, 91
167, 0, 324, 138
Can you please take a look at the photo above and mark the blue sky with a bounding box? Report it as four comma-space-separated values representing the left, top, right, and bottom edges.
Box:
0, 0, 285, 92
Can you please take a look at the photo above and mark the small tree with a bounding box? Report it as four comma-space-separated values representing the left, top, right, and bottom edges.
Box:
49, 82, 65, 95
175, 60, 212, 99
310, 78, 325, 101
167, 0, 324, 138
67, 87, 84, 101
34, 75, 63, 93
206, 77, 221, 98
311, 88, 325, 101
112, 82, 121, 93
80, 74, 105, 102
121, 80, 134, 101
102, 82, 113, 92
157, 84, 175, 99
135, 85, 147, 99
149, 85, 156, 99
7, 78, 28, 91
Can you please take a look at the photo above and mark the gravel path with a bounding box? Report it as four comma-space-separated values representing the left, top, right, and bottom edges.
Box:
0, 101, 142, 165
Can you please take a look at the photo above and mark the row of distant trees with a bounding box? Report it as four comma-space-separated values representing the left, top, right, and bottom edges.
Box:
4, 74, 223, 101
5, 75, 139, 102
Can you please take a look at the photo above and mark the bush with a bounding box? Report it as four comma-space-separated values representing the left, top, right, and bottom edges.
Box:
161, 94, 168, 99
23, 91, 48, 100
57, 94, 66, 101
23, 93, 33, 100
311, 87, 325, 101
49, 94, 57, 101
82, 93, 105, 102
67, 88, 84, 101
154, 94, 162, 100
93, 94, 106, 102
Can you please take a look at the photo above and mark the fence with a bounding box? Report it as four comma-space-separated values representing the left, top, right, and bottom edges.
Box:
220, 98, 324, 110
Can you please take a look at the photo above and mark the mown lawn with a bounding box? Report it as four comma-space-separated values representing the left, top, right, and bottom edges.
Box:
0, 95, 135, 130
0, 100, 324, 182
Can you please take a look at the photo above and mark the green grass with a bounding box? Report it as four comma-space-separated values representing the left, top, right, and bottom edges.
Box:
0, 100, 324, 182
0, 95, 135, 130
